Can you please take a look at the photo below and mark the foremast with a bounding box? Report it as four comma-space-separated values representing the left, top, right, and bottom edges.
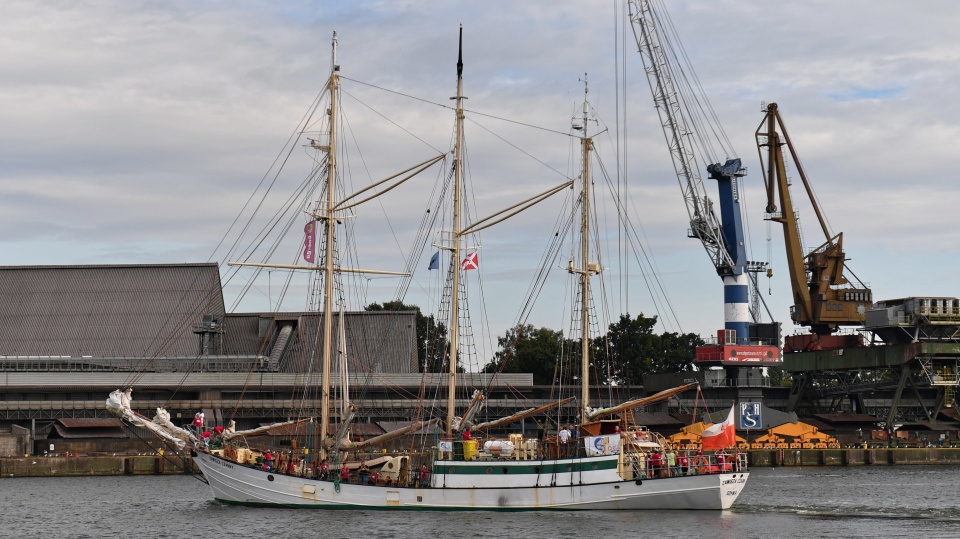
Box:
318, 31, 340, 459
222, 32, 435, 460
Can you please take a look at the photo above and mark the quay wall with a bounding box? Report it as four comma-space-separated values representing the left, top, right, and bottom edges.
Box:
748, 447, 960, 466
0, 455, 196, 477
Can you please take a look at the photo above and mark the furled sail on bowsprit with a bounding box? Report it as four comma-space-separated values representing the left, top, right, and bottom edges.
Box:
106, 389, 191, 450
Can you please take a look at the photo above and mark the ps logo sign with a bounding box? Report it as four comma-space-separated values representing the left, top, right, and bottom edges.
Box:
739, 402, 761, 429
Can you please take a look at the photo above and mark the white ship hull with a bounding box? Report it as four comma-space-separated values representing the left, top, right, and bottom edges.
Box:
193, 451, 748, 510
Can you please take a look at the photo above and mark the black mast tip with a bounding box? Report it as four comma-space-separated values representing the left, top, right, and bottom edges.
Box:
457, 25, 463, 78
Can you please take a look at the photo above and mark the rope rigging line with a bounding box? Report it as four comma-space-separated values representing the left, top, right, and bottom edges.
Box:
593, 152, 685, 333
340, 75, 573, 138
207, 88, 328, 267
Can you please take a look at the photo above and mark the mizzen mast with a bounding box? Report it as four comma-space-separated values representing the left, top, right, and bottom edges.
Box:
571, 76, 598, 425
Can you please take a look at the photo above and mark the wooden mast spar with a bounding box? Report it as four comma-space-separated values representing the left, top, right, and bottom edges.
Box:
445, 26, 465, 438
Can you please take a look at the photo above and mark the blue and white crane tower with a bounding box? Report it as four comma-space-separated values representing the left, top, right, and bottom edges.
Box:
628, 0, 778, 361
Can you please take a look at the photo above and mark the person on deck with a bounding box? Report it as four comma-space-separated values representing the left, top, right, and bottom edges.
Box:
419, 464, 430, 487
461, 428, 472, 441
319, 459, 329, 480
340, 465, 350, 483
263, 450, 273, 471
717, 449, 729, 472
694, 449, 706, 474
358, 463, 370, 485
665, 447, 677, 477
650, 449, 663, 478
558, 425, 571, 457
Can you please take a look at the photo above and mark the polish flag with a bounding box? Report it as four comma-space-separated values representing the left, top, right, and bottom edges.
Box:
701, 405, 736, 450
461, 252, 478, 271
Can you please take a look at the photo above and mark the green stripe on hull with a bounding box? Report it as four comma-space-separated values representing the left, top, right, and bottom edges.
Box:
433, 457, 619, 475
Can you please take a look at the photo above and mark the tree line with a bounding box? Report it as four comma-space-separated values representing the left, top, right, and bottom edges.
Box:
481, 313, 701, 386
365, 302, 701, 386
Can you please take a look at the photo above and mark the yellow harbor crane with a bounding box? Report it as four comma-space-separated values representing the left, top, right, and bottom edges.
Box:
756, 103, 872, 351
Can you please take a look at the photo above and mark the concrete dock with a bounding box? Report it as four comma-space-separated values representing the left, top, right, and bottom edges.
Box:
0, 454, 196, 477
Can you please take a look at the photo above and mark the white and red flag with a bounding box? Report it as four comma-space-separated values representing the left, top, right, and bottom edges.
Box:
461, 252, 478, 271
701, 405, 736, 450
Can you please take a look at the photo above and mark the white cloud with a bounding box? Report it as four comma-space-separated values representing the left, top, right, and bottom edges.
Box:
2, 0, 959, 350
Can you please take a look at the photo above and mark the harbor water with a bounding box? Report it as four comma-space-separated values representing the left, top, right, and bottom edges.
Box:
2, 466, 958, 538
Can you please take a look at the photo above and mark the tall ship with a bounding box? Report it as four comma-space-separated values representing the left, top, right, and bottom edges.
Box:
108, 29, 748, 511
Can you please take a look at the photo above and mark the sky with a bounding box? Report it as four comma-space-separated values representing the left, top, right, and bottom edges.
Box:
3, 0, 960, 364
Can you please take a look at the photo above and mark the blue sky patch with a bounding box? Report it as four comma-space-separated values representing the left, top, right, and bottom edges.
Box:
829, 86, 905, 102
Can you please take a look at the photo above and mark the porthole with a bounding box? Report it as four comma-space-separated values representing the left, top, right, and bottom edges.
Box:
485, 467, 493, 474
591, 464, 598, 470
448, 467, 456, 474
267, 475, 275, 482
501, 467, 509, 474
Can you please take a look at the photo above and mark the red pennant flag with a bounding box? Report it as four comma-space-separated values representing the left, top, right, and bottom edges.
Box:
461, 252, 478, 271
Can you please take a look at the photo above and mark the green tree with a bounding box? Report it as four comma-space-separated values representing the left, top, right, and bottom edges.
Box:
656, 331, 702, 374
484, 315, 701, 387
365, 301, 447, 372
600, 313, 658, 384
598, 313, 700, 385
483, 324, 563, 385
766, 365, 792, 387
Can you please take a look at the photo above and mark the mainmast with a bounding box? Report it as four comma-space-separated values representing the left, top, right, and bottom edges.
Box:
445, 26, 465, 438
319, 31, 340, 459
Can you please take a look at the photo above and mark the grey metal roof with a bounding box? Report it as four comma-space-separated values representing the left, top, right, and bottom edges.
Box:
49, 418, 127, 438
813, 413, 883, 425
0, 264, 418, 376
222, 311, 418, 374
630, 411, 685, 427
57, 418, 124, 429
0, 263, 224, 358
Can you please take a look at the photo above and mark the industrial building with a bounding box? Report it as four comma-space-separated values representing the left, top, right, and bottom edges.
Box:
0, 263, 533, 454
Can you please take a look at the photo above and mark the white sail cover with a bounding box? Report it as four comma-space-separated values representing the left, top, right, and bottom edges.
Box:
153, 407, 201, 446
221, 418, 306, 442
105, 389, 187, 449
